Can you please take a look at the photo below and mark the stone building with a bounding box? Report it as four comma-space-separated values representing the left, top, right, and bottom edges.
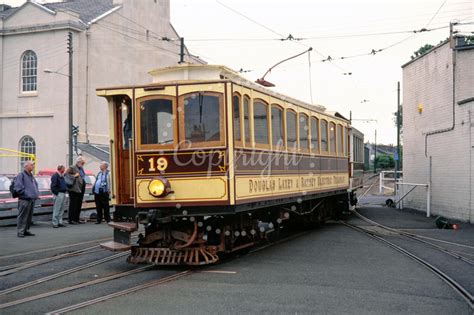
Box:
402, 35, 473, 222
0, 0, 202, 173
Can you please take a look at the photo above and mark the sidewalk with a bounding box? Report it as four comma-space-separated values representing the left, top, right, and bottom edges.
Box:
0, 220, 113, 258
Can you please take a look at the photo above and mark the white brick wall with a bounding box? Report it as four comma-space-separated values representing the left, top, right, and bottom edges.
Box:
402, 41, 474, 223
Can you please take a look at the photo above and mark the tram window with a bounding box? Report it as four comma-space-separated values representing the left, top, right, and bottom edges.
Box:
139, 98, 174, 146
337, 124, 343, 154
286, 110, 297, 150
271, 105, 284, 149
243, 96, 251, 144
233, 95, 241, 142
321, 119, 328, 152
329, 122, 336, 154
253, 101, 269, 145
310, 117, 319, 153
299, 114, 309, 151
183, 93, 222, 145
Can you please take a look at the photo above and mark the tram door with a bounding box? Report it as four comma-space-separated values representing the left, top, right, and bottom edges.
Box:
114, 97, 133, 204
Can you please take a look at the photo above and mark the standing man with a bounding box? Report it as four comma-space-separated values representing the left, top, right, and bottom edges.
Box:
50, 164, 67, 228
14, 161, 39, 237
93, 161, 111, 224
67, 156, 86, 224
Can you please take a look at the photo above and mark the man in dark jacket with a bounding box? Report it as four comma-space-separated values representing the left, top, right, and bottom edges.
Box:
51, 164, 67, 228
14, 160, 39, 237
66, 156, 86, 224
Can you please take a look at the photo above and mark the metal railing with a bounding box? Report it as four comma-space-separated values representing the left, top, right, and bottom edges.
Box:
379, 170, 403, 194
395, 181, 431, 217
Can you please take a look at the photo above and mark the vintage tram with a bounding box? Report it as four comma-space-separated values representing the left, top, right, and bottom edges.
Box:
97, 64, 362, 265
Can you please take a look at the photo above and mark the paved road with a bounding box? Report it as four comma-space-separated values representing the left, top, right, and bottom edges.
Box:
73, 220, 471, 314
1, 206, 472, 314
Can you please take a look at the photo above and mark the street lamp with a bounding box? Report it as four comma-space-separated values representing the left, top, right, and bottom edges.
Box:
43, 31, 74, 166
44, 66, 73, 166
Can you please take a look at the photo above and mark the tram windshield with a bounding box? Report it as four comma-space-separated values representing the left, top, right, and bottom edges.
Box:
181, 92, 223, 147
139, 98, 174, 147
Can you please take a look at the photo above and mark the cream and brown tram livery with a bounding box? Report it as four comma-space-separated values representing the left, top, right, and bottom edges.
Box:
97, 64, 361, 265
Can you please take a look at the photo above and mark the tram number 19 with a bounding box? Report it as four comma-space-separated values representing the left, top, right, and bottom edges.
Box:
148, 157, 168, 172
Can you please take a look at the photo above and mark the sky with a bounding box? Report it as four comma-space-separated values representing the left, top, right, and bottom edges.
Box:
3, 0, 473, 144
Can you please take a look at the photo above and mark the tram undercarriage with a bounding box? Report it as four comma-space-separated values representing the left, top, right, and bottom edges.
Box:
111, 194, 348, 266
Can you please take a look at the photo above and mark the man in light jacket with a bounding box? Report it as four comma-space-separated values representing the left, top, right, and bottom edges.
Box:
93, 161, 111, 224
14, 160, 39, 237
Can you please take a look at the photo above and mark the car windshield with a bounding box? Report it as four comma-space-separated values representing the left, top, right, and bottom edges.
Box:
35, 176, 51, 190
0, 176, 11, 191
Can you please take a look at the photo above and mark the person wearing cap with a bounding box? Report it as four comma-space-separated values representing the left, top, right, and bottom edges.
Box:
66, 156, 86, 224
13, 160, 39, 237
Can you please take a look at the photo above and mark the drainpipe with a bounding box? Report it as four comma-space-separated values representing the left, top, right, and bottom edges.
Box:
424, 23, 457, 157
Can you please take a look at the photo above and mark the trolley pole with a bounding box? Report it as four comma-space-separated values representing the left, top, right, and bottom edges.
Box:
67, 32, 73, 166
396, 81, 401, 180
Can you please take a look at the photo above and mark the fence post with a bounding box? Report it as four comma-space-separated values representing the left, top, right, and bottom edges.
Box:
379, 172, 383, 194
426, 183, 431, 218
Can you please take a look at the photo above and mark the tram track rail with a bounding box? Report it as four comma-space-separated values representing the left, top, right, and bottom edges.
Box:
351, 209, 474, 265
45, 270, 193, 314
0, 223, 314, 313
341, 221, 474, 309
0, 252, 128, 296
0, 245, 103, 275
0, 237, 111, 260
0, 264, 154, 310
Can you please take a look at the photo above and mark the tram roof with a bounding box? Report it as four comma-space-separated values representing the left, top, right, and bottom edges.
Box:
98, 64, 351, 122
148, 64, 327, 113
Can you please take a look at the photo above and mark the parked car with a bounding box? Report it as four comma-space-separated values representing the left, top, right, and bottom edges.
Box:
37, 169, 95, 207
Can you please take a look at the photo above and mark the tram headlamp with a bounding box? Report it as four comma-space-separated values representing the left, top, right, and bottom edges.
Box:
148, 177, 171, 198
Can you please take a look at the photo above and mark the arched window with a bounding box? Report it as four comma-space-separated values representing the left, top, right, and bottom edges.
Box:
329, 122, 336, 154
337, 124, 344, 155
21, 50, 37, 92
253, 100, 269, 147
320, 119, 328, 152
299, 113, 309, 152
233, 93, 242, 143
286, 110, 297, 150
19, 135, 36, 170
271, 105, 284, 149
310, 117, 319, 153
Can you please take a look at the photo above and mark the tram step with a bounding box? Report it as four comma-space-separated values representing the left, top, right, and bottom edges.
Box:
100, 241, 131, 252
108, 221, 138, 232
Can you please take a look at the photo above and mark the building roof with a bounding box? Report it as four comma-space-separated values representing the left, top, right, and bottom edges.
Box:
402, 35, 474, 68
44, 0, 118, 24
0, 0, 119, 24
0, 4, 18, 19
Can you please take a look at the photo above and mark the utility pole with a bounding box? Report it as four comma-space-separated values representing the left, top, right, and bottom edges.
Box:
373, 129, 377, 173
67, 32, 73, 166
179, 37, 185, 64
396, 81, 401, 180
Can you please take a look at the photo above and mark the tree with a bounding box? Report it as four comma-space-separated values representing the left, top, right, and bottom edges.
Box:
411, 44, 434, 60
375, 154, 395, 169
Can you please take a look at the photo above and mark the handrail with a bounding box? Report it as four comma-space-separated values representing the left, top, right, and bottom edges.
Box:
0, 148, 37, 174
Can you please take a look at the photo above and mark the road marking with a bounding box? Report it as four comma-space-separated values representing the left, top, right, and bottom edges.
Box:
201, 270, 237, 274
